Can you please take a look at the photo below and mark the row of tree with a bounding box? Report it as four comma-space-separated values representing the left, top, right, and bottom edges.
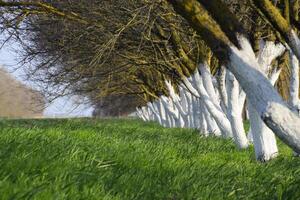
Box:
137, 45, 283, 161
1, 0, 300, 161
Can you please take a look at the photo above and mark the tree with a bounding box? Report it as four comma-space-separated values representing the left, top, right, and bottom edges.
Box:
2, 0, 300, 160
168, 0, 300, 153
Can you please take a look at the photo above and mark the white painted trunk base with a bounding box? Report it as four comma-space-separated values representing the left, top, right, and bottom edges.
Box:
229, 36, 300, 154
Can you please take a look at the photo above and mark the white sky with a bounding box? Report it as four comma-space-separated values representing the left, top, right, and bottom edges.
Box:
0, 39, 93, 117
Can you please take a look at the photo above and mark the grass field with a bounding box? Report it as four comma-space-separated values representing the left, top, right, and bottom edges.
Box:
0, 118, 300, 199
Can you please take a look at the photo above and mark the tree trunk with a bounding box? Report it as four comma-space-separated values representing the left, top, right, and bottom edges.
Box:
217, 66, 229, 113
248, 101, 278, 161
229, 36, 300, 153
227, 71, 249, 149
289, 50, 300, 113
183, 71, 233, 138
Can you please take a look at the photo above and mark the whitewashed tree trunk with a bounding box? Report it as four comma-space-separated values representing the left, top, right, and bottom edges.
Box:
248, 67, 280, 161
161, 96, 183, 127
246, 41, 284, 161
228, 36, 300, 154
183, 72, 233, 138
158, 100, 169, 127
168, 114, 175, 128
190, 95, 199, 128
142, 107, 151, 121
136, 107, 147, 121
198, 63, 222, 135
288, 50, 300, 156
184, 89, 194, 128
217, 66, 229, 113
173, 100, 188, 127
199, 101, 208, 135
165, 81, 188, 128
248, 101, 278, 161
199, 63, 220, 106
148, 102, 162, 124
154, 101, 163, 125
178, 87, 192, 127
238, 90, 246, 115
227, 71, 249, 149
289, 50, 300, 114
289, 30, 300, 62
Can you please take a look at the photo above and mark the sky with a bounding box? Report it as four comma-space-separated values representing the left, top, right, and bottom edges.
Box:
0, 39, 93, 117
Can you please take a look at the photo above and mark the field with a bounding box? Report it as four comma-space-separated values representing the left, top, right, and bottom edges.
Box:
0, 118, 300, 199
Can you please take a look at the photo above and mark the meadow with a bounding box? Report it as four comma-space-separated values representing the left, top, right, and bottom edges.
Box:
0, 118, 300, 199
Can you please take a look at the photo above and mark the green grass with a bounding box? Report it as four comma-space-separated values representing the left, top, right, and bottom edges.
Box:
0, 118, 300, 199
